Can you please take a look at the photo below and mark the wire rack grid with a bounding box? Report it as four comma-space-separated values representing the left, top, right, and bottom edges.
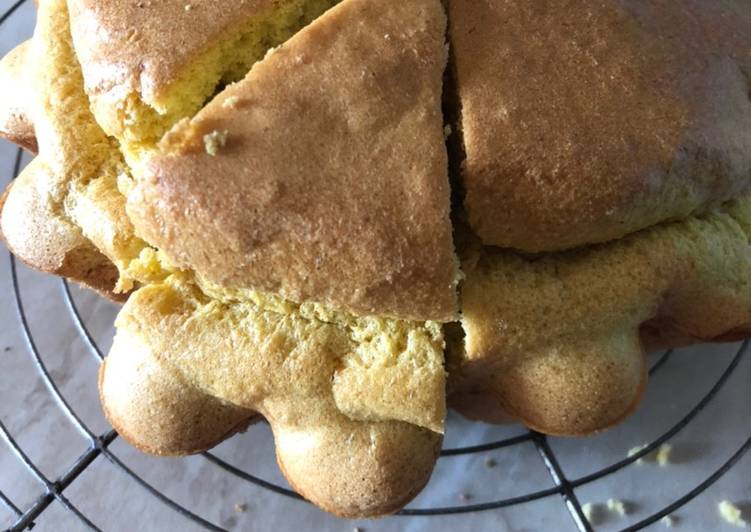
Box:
1, 1, 750, 531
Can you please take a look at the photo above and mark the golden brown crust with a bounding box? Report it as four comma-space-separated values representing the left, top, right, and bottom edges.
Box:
67, 0, 341, 145
131, 0, 458, 322
104, 345, 439, 518
450, 348, 648, 436
449, 196, 751, 435
275, 420, 441, 518
450, 0, 751, 252
99, 339, 256, 456
0, 41, 37, 153
67, 0, 278, 106
0, 160, 123, 300
100, 270, 444, 518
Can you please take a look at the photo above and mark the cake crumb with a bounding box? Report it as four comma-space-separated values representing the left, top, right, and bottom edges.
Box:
458, 492, 472, 502
628, 443, 672, 465
234, 503, 247, 513
628, 444, 648, 464
484, 457, 497, 469
204, 130, 228, 156
607, 498, 628, 516
655, 444, 672, 466
719, 500, 747, 527
582, 502, 601, 524
660, 515, 676, 527
223, 96, 241, 109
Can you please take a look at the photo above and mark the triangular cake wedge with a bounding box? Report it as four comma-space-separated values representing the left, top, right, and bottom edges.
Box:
129, 0, 459, 322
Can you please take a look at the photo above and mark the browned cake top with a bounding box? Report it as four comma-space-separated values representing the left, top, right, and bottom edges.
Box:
451, 0, 751, 252
128, 0, 459, 322
67, 0, 273, 103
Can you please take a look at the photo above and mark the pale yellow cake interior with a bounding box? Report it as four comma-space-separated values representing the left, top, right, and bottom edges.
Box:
31, 0, 161, 292
108, 0, 342, 165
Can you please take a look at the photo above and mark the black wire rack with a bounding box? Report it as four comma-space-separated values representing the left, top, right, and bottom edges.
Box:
1, 1, 750, 530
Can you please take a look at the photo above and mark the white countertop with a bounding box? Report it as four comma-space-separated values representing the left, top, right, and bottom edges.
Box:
0, 2, 749, 530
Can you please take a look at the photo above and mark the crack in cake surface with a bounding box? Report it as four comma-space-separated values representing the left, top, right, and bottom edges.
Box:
68, 0, 344, 162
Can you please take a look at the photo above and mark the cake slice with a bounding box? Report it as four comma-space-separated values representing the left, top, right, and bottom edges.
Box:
7, 0, 449, 431
129, 0, 459, 321
0, 0, 163, 296
101, 0, 452, 517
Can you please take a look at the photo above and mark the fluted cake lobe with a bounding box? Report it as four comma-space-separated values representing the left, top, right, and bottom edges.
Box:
450, 198, 751, 435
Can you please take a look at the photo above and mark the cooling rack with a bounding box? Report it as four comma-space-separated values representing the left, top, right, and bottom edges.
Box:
1, 1, 750, 530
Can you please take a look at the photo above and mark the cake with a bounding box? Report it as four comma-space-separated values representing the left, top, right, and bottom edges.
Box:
1, 0, 750, 519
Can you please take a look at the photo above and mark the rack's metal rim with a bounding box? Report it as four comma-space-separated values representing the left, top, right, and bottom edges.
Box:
11, 257, 94, 441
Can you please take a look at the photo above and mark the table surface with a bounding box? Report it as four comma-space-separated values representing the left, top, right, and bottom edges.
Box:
1, 2, 749, 531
